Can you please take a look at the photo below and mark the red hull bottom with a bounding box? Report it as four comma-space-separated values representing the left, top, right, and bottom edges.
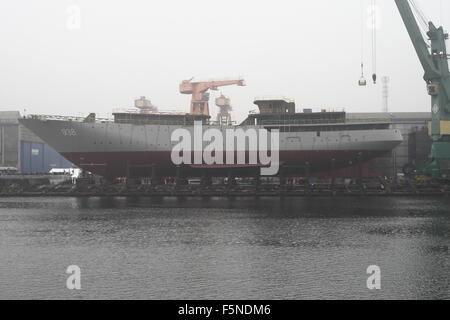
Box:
61, 150, 390, 178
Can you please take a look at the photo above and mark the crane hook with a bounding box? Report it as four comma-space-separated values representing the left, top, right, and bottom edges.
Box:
359, 63, 367, 86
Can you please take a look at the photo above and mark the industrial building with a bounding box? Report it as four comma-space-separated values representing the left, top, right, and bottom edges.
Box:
0, 111, 74, 174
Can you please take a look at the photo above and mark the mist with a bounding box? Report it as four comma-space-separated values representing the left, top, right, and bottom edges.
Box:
0, 0, 447, 122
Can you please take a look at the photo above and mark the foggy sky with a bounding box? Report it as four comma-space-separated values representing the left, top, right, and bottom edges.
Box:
0, 0, 448, 122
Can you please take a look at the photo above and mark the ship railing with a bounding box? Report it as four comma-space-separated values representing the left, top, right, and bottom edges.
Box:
25, 114, 238, 126
25, 114, 389, 126
113, 119, 238, 126
253, 95, 295, 103
112, 108, 188, 115
27, 114, 113, 122
257, 118, 392, 125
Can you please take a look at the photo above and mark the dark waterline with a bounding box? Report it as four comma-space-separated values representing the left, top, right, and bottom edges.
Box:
0, 196, 449, 300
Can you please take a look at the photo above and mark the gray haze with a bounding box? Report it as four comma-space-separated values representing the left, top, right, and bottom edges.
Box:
0, 0, 448, 122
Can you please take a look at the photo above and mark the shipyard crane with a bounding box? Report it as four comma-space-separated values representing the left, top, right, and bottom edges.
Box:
180, 78, 245, 117
215, 94, 233, 125
395, 0, 450, 178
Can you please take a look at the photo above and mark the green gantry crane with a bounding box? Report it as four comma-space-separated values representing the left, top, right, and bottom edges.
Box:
395, 0, 450, 178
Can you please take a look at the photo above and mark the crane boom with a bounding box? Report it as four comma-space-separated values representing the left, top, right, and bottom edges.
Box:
395, 0, 440, 80
180, 78, 246, 117
395, 0, 450, 178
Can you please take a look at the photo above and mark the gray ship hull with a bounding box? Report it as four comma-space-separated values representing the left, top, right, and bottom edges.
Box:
19, 118, 403, 178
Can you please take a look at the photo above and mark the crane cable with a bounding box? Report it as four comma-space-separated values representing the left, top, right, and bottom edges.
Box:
371, 0, 377, 84
409, 0, 429, 30
408, 0, 431, 47
360, 0, 366, 84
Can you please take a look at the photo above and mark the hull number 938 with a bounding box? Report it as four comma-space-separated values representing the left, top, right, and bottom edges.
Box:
61, 128, 77, 136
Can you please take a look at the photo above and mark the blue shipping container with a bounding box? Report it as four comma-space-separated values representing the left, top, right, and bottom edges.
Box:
21, 141, 75, 174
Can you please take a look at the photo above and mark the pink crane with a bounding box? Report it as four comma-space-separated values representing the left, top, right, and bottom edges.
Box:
180, 78, 245, 117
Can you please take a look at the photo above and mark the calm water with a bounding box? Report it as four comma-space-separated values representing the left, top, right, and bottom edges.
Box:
0, 196, 449, 300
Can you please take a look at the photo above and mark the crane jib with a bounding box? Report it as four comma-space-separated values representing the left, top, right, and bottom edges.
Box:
395, 0, 450, 178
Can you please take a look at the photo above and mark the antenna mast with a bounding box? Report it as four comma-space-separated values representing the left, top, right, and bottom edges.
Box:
382, 76, 390, 113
